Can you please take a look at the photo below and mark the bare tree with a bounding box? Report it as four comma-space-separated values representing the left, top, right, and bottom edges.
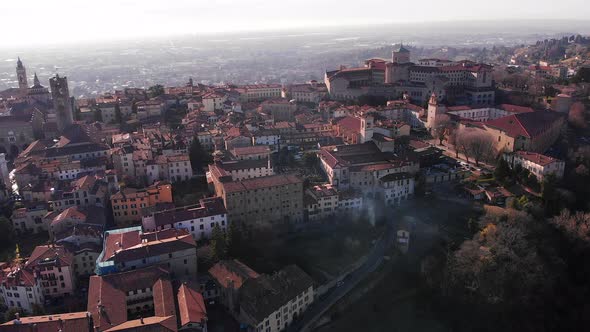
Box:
569, 102, 587, 129
552, 210, 590, 244
447, 128, 460, 158
465, 130, 495, 166
455, 128, 495, 166
455, 128, 471, 163
432, 114, 453, 145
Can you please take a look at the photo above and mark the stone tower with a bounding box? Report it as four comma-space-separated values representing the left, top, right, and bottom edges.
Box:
426, 93, 445, 129
392, 44, 411, 64
33, 72, 41, 87
16, 57, 28, 92
360, 114, 374, 143
49, 74, 74, 132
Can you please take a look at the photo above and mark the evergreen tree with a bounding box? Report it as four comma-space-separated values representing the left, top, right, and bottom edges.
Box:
494, 158, 511, 182
189, 136, 212, 172
147, 84, 165, 98
210, 224, 226, 262
3, 308, 25, 323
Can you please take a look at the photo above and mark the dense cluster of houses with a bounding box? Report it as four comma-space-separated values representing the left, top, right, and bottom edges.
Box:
0, 49, 578, 331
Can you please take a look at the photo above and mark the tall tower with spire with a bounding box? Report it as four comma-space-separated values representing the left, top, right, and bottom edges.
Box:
16, 57, 28, 92
33, 72, 40, 87
50, 74, 74, 132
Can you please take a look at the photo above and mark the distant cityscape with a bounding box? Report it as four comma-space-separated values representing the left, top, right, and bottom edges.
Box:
0, 20, 588, 332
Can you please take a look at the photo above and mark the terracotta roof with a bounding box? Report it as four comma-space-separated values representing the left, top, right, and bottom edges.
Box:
177, 283, 207, 327
52, 206, 87, 225
514, 151, 562, 166
335, 116, 361, 132
0, 312, 92, 332
499, 104, 535, 114
484, 111, 564, 139
26, 244, 73, 269
209, 259, 259, 290
0, 266, 37, 287
87, 266, 171, 331
153, 278, 176, 318
101, 228, 195, 264
232, 145, 270, 156
103, 316, 177, 332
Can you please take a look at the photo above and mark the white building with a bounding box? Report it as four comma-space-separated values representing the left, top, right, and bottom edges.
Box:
305, 184, 364, 221
11, 202, 49, 235
142, 197, 228, 241
239, 265, 314, 332
238, 84, 282, 102
0, 263, 44, 314
305, 184, 339, 221
95, 227, 197, 279
378, 172, 415, 205
136, 100, 165, 119
147, 154, 193, 184
503, 151, 565, 181
202, 92, 227, 112
252, 129, 280, 152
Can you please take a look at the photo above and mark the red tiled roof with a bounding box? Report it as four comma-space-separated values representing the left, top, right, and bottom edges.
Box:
514, 151, 561, 166
26, 245, 73, 268
52, 206, 87, 226
335, 116, 361, 132
103, 316, 177, 332
232, 145, 270, 156
484, 111, 564, 139
88, 266, 171, 331
153, 278, 176, 318
1, 266, 37, 287
209, 260, 259, 290
101, 229, 195, 264
0, 312, 92, 331
499, 104, 534, 114
177, 283, 207, 327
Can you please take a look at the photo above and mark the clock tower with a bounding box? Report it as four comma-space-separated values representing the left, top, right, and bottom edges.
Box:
16, 57, 28, 93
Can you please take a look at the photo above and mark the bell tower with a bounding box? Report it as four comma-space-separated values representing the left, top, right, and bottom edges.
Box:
49, 74, 74, 132
16, 57, 28, 93
426, 93, 445, 129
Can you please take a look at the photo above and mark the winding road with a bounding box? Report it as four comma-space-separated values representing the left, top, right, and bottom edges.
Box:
288, 219, 396, 332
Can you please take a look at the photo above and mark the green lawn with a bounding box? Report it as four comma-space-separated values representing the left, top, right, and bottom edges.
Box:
172, 177, 210, 206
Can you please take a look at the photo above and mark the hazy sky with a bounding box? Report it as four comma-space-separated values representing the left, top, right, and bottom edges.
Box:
1, 0, 589, 47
